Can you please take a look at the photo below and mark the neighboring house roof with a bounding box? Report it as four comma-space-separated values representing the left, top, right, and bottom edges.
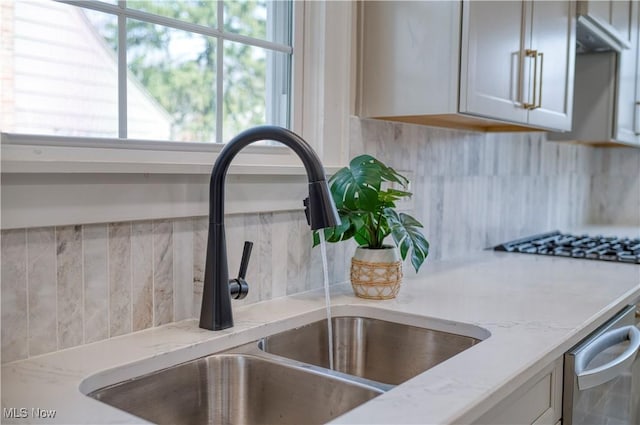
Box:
6, 0, 172, 139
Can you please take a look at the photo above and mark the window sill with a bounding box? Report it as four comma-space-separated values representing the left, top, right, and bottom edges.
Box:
1, 137, 340, 175
1, 141, 341, 230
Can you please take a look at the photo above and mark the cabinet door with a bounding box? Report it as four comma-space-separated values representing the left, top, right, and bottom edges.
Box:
582, 0, 613, 26
636, 11, 640, 143
473, 357, 563, 425
460, 1, 528, 124
360, 1, 461, 118
527, 0, 576, 131
613, 0, 639, 144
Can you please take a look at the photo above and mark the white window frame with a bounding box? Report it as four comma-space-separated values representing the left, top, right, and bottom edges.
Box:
0, 1, 356, 229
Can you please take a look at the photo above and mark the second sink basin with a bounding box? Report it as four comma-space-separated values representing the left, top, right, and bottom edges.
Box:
89, 353, 382, 425
259, 316, 482, 385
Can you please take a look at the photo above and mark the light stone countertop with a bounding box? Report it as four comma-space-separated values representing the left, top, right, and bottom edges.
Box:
2, 227, 639, 425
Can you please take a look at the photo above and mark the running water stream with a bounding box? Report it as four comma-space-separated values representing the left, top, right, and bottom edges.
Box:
318, 232, 334, 370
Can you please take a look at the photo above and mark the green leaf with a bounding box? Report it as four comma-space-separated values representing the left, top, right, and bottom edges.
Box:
314, 211, 369, 247
327, 216, 352, 242
350, 155, 408, 188
380, 166, 409, 188
384, 208, 429, 273
312, 230, 320, 247
354, 229, 371, 247
378, 188, 412, 204
329, 163, 380, 210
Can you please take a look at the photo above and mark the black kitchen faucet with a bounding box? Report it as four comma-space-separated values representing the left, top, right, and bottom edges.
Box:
200, 125, 340, 330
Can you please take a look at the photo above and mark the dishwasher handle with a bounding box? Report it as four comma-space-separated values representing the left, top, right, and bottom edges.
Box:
575, 325, 640, 390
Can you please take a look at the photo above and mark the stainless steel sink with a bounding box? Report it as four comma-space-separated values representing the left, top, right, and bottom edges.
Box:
258, 316, 481, 385
89, 353, 383, 425
86, 313, 485, 424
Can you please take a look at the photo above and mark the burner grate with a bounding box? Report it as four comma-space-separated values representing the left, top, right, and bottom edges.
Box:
494, 231, 640, 264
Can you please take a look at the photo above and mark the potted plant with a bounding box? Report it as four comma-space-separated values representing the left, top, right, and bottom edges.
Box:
313, 154, 429, 299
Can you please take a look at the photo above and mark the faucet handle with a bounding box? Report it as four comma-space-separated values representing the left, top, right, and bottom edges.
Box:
229, 241, 252, 300
303, 197, 311, 226
238, 241, 253, 280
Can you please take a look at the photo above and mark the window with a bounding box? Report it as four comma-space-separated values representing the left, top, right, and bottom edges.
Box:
1, 0, 293, 143
1, 0, 354, 229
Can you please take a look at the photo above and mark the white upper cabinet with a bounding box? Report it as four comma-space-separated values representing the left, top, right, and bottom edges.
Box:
359, 1, 577, 132
359, 2, 463, 120
586, 0, 614, 24
459, 1, 529, 125
527, 1, 577, 130
613, 0, 639, 144
636, 26, 640, 141
551, 0, 639, 147
461, 0, 576, 130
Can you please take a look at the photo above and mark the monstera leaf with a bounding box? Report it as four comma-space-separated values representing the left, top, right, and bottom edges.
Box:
329, 155, 382, 211
384, 208, 429, 273
329, 155, 408, 211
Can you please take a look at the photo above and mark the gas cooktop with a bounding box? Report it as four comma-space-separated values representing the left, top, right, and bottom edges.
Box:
494, 231, 640, 264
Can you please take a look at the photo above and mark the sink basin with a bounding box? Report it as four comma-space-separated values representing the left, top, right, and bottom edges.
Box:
259, 316, 481, 385
89, 353, 382, 425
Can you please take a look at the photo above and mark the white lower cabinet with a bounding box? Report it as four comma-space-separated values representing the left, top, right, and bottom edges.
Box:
473, 357, 563, 425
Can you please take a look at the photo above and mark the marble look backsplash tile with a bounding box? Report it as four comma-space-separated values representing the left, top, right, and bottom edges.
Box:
56, 226, 83, 349
270, 212, 290, 299
83, 224, 109, 344
27, 227, 57, 356
590, 173, 640, 225
192, 217, 206, 320
1, 229, 28, 363
109, 222, 132, 337
153, 220, 173, 326
0, 208, 328, 363
589, 147, 640, 226
2, 117, 636, 363
257, 213, 274, 301
286, 211, 310, 295
173, 218, 193, 322
131, 222, 153, 331
352, 118, 598, 260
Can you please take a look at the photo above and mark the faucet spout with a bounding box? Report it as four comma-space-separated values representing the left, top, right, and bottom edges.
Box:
200, 126, 340, 331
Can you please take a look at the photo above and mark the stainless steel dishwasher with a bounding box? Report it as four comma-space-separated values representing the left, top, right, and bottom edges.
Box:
563, 304, 640, 425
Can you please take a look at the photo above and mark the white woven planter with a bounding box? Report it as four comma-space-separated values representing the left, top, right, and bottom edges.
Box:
350, 246, 403, 299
